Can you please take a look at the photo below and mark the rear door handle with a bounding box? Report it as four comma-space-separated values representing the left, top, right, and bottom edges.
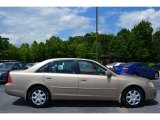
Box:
81, 79, 87, 82
46, 77, 52, 79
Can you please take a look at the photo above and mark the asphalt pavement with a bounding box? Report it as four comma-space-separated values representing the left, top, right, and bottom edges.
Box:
0, 78, 160, 113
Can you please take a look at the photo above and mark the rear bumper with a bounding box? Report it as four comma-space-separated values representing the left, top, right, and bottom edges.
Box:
5, 83, 25, 98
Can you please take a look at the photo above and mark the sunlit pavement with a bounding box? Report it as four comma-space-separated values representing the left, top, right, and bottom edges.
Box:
0, 77, 160, 113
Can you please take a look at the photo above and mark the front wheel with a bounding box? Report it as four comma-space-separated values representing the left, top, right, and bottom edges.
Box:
28, 87, 51, 108
133, 73, 139, 76
121, 87, 144, 108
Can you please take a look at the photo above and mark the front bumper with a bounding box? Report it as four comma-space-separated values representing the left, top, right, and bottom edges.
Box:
145, 87, 157, 100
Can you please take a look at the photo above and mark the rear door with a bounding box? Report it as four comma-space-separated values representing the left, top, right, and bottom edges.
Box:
43, 60, 78, 98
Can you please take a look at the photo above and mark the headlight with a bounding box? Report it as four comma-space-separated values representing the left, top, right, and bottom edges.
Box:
146, 82, 155, 88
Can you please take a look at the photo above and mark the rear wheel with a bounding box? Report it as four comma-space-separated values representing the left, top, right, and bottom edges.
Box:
121, 87, 144, 108
28, 86, 51, 108
154, 72, 159, 80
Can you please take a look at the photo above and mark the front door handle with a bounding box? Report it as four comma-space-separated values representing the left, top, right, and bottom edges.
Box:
46, 77, 52, 79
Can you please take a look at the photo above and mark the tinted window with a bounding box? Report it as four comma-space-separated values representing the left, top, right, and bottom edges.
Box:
48, 60, 75, 74
78, 61, 106, 75
0, 62, 14, 69
136, 63, 147, 68
14, 63, 23, 69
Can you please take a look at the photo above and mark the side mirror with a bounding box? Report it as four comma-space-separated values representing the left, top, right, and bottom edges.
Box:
105, 71, 113, 77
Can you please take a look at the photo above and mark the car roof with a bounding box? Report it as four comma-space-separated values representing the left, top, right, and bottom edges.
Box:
1, 61, 20, 64
45, 58, 99, 62
124, 62, 146, 67
0, 60, 18, 62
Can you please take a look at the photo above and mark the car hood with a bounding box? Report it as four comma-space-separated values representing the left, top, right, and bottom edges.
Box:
118, 74, 149, 82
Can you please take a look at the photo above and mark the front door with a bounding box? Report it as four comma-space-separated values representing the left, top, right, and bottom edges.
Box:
77, 60, 118, 99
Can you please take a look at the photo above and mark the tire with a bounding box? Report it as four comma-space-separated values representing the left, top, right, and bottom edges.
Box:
28, 86, 51, 108
133, 73, 139, 76
121, 87, 144, 108
154, 72, 159, 80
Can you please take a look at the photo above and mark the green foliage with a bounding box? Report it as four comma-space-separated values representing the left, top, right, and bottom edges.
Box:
0, 36, 10, 59
76, 42, 90, 58
0, 20, 160, 64
130, 20, 153, 61
109, 29, 130, 61
19, 43, 32, 63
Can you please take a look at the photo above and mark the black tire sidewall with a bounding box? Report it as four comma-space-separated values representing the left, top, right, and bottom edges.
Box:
121, 87, 144, 108
28, 87, 51, 108
133, 72, 139, 76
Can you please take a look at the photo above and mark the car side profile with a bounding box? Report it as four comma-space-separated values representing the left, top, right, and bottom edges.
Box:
5, 58, 157, 108
112, 62, 159, 80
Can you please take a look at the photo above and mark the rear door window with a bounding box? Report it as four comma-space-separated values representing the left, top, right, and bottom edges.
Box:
48, 60, 75, 74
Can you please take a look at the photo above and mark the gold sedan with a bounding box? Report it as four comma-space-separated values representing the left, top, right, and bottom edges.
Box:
5, 58, 157, 108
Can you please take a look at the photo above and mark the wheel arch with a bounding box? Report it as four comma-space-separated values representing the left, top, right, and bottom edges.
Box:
118, 84, 145, 104
26, 84, 51, 101
156, 71, 159, 76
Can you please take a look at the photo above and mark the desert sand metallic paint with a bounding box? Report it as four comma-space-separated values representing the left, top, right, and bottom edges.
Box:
5, 58, 157, 104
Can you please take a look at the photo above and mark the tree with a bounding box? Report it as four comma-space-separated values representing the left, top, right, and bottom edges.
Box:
0, 36, 10, 59
8, 44, 20, 60
31, 41, 39, 62
45, 36, 64, 59
0, 20, 159, 63
38, 42, 46, 61
76, 42, 90, 58
19, 43, 32, 63
128, 20, 153, 62
109, 29, 130, 61
153, 30, 160, 61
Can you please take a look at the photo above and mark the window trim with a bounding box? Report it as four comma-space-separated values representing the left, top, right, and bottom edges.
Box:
77, 60, 107, 76
36, 62, 52, 73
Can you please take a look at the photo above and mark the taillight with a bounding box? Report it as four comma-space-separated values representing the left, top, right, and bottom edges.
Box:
108, 67, 112, 70
8, 74, 12, 83
123, 67, 129, 72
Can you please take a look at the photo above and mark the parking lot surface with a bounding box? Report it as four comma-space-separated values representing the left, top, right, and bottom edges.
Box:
0, 78, 160, 113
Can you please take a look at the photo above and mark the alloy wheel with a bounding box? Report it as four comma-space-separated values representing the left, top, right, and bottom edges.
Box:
126, 90, 141, 106
31, 90, 47, 106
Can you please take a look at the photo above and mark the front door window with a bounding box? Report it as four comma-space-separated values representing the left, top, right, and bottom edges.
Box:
78, 60, 106, 75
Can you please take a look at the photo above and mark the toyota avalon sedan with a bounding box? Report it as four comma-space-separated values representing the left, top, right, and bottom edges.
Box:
5, 58, 157, 108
